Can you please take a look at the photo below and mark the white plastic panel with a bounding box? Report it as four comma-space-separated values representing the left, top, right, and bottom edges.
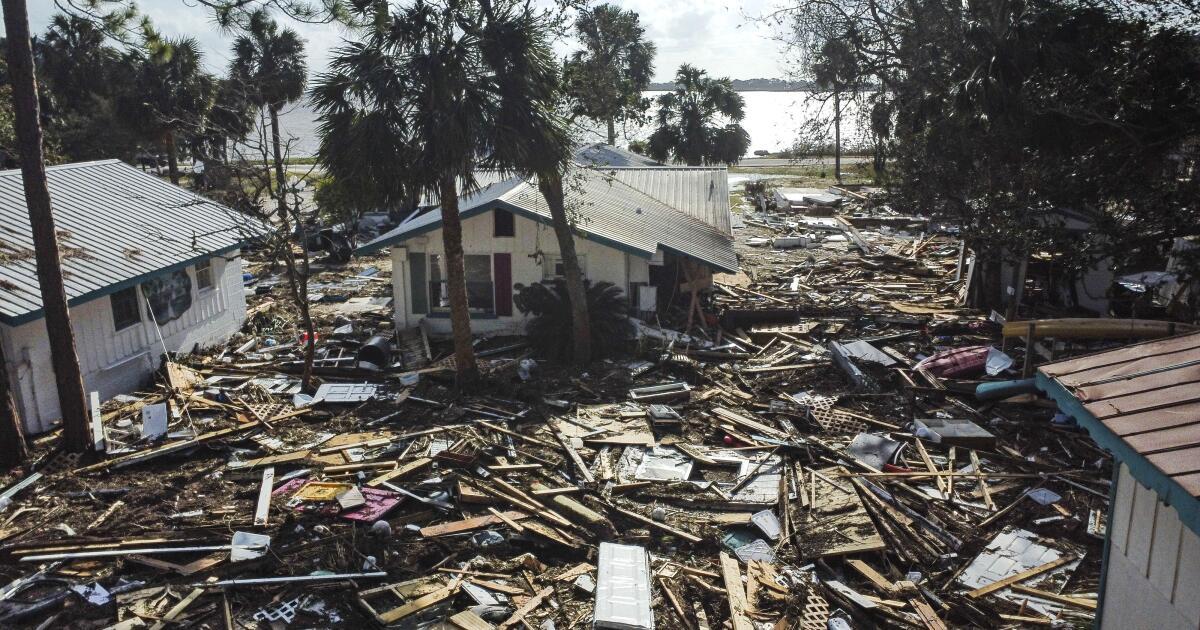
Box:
594, 542, 654, 630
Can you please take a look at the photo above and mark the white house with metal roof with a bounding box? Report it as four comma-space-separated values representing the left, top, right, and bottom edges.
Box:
356, 160, 737, 336
0, 160, 260, 434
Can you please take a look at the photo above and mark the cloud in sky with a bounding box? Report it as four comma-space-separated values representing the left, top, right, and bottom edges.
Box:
26, 0, 790, 82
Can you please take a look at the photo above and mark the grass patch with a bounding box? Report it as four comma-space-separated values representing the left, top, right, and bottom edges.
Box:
730, 161, 876, 187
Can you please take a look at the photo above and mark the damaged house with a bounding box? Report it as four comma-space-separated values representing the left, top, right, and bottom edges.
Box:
0, 160, 259, 433
356, 162, 738, 335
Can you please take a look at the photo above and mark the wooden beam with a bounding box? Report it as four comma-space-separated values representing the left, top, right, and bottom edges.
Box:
498, 585, 553, 629
718, 552, 754, 630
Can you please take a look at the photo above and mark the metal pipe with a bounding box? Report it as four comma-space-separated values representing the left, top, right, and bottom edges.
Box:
195, 571, 388, 588
20, 544, 265, 562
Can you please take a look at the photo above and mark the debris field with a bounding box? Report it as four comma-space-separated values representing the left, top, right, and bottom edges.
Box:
0, 184, 1128, 629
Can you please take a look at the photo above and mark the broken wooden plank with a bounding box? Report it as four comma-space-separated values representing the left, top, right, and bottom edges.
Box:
148, 578, 214, 630
365, 457, 433, 488
253, 466, 274, 526
719, 552, 754, 630
846, 559, 897, 594
498, 585, 553, 629
450, 610, 495, 630
967, 556, 1075, 598
609, 505, 703, 543
419, 511, 531, 537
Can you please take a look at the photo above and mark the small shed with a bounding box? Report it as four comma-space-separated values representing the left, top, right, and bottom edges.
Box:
0, 160, 260, 433
1038, 332, 1200, 629
356, 165, 737, 336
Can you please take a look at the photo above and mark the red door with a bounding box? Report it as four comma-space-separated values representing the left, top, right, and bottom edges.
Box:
494, 253, 512, 316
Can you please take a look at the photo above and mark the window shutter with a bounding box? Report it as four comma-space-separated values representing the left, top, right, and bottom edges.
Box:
494, 253, 512, 316
408, 253, 428, 314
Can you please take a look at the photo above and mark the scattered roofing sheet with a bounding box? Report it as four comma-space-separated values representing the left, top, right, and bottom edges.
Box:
0, 160, 263, 324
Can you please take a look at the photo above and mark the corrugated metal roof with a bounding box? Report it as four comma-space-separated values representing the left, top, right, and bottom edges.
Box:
0, 160, 262, 324
1039, 332, 1200, 497
357, 167, 738, 273
573, 143, 660, 167
603, 167, 732, 235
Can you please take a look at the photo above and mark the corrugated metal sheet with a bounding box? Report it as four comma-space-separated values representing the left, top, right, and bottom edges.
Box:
1040, 332, 1200, 496
0, 160, 261, 324
358, 167, 738, 273
605, 167, 732, 235
574, 143, 660, 168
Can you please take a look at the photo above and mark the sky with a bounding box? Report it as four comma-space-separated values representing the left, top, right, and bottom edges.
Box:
25, 0, 791, 83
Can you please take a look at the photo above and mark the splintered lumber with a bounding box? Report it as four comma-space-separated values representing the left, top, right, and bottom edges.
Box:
419, 511, 531, 537
450, 610, 496, 630
478, 420, 557, 448
1002, 318, 1195, 340
1007, 584, 1097, 610
909, 598, 948, 630
149, 578, 215, 630
659, 577, 695, 630
797, 467, 886, 557
609, 505, 703, 543
555, 432, 595, 483
711, 407, 789, 439
719, 552, 754, 630
487, 507, 526, 533
368, 580, 461, 624
365, 457, 433, 488
498, 585, 553, 628
969, 450, 995, 510
846, 559, 897, 594
76, 422, 260, 473
967, 555, 1075, 598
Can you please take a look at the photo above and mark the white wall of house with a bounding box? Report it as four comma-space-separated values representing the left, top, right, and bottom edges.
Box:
1101, 463, 1200, 629
0, 250, 247, 434
390, 209, 652, 335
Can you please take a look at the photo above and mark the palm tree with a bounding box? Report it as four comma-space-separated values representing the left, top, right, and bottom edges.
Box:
228, 10, 315, 387
477, 0, 591, 365
812, 38, 859, 183
647, 64, 750, 166
563, 4, 655, 146
314, 0, 492, 385
1, 0, 90, 458
123, 36, 215, 184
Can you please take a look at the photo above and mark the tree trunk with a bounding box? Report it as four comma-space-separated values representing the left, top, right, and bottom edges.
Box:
0, 339, 28, 467
439, 174, 479, 386
165, 132, 179, 185
538, 172, 591, 366
833, 88, 842, 184
606, 117, 616, 146
268, 105, 316, 389
2, 0, 90, 453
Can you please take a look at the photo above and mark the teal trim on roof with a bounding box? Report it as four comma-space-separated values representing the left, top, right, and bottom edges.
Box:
1, 244, 242, 327
357, 200, 738, 274
1037, 372, 1200, 540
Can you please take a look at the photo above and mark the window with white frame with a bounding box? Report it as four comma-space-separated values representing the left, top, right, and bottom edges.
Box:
195, 258, 214, 290
543, 255, 586, 280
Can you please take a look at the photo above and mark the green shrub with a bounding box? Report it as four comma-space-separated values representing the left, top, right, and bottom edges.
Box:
513, 279, 634, 361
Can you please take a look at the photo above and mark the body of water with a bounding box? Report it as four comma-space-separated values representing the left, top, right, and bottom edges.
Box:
275, 90, 865, 159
